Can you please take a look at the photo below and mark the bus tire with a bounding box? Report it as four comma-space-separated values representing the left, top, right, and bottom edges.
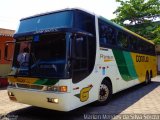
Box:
97, 80, 112, 105
145, 72, 150, 85
149, 70, 153, 83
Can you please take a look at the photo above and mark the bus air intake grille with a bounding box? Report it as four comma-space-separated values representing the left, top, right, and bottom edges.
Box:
16, 83, 44, 90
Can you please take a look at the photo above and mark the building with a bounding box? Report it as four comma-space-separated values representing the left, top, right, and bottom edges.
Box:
0, 28, 15, 87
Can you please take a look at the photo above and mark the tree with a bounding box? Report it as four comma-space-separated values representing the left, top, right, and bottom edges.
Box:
153, 26, 160, 44
112, 0, 160, 43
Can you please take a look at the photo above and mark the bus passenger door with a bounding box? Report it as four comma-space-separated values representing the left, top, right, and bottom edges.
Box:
70, 33, 96, 104
71, 34, 89, 84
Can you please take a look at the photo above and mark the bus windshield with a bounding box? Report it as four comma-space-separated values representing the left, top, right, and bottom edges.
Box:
13, 33, 68, 78
17, 11, 73, 34
12, 9, 96, 79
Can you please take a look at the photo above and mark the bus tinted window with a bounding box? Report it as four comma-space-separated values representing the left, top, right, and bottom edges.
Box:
148, 43, 155, 54
17, 11, 73, 34
117, 32, 129, 49
144, 41, 148, 52
72, 34, 96, 83
151, 45, 155, 54
99, 20, 117, 47
74, 10, 95, 35
129, 36, 136, 50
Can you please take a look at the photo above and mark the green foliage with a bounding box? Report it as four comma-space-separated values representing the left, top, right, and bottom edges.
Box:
153, 26, 160, 44
112, 0, 160, 44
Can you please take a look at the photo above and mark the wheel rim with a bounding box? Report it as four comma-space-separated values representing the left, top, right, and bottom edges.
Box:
98, 84, 109, 102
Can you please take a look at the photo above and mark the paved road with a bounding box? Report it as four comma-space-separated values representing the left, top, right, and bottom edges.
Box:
0, 76, 160, 120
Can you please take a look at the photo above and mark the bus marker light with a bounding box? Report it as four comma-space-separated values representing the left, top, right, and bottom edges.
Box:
59, 86, 67, 92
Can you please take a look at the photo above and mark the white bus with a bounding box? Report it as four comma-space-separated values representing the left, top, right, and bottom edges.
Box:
8, 8, 157, 111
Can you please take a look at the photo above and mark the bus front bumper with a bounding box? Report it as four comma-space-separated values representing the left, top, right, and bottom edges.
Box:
7, 87, 72, 111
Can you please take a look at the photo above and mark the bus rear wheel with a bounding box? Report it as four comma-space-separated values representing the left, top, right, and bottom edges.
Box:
97, 80, 112, 105
145, 72, 150, 85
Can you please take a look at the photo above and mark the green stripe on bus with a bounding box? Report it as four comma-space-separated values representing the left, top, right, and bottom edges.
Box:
112, 49, 137, 81
75, 94, 80, 98
123, 51, 138, 80
112, 49, 131, 81
34, 79, 59, 86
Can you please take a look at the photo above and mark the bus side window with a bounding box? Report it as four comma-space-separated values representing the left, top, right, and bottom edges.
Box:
136, 40, 140, 52
130, 37, 139, 51
141, 41, 146, 52
99, 25, 108, 47
151, 44, 155, 54
107, 27, 117, 45
99, 20, 117, 47
74, 10, 95, 35
117, 32, 129, 49
129, 36, 134, 50
137, 40, 145, 52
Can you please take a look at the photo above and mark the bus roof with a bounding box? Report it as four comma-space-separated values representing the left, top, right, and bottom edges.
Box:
99, 16, 154, 45
20, 8, 154, 45
21, 8, 95, 21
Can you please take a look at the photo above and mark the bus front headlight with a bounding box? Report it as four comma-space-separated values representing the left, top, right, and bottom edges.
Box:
47, 86, 59, 92
47, 98, 59, 103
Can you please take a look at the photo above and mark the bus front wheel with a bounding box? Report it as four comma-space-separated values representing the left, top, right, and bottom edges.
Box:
97, 80, 112, 105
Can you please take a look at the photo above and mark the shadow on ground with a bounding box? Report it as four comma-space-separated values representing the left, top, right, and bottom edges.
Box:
7, 81, 160, 120
0, 87, 7, 90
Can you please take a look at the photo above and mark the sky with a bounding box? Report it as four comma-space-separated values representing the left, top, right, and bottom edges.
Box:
0, 0, 119, 30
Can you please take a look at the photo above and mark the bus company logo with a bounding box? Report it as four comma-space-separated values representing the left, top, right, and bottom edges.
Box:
34, 28, 58, 34
100, 54, 114, 62
136, 55, 149, 62
74, 85, 93, 102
